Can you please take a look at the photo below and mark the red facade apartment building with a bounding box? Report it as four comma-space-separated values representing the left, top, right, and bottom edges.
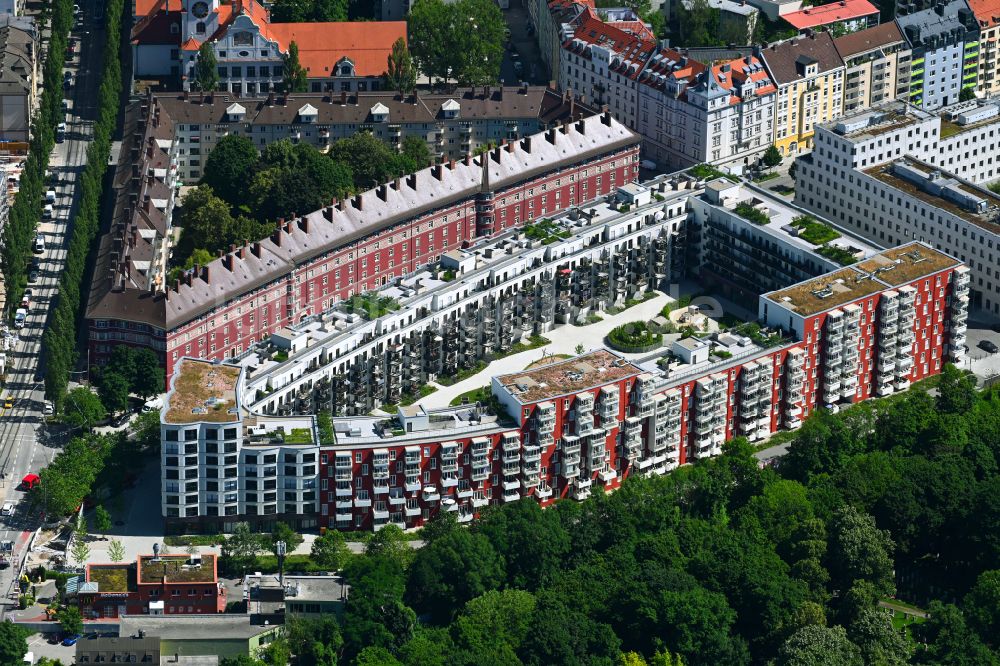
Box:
78, 554, 225, 618
317, 242, 970, 531
86, 96, 641, 382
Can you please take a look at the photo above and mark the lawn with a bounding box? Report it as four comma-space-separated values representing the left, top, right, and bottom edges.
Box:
284, 428, 313, 444
450, 385, 492, 407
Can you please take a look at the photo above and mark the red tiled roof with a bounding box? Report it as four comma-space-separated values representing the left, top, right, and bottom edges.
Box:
267, 21, 407, 78
967, 0, 1000, 27
782, 0, 879, 30
135, 0, 180, 19
563, 7, 657, 79
712, 55, 778, 104
131, 9, 181, 46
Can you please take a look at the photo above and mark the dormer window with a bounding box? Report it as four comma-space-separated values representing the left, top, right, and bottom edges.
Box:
370, 102, 389, 122
441, 98, 460, 119
335, 57, 355, 78
298, 103, 318, 123
226, 102, 246, 121
169, 22, 179, 34
233, 31, 253, 46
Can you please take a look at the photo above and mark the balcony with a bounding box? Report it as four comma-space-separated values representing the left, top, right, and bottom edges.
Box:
535, 483, 553, 499
599, 468, 617, 484
405, 478, 422, 493
457, 511, 474, 523
422, 486, 440, 502
472, 495, 489, 508
441, 475, 458, 488
335, 485, 352, 497
373, 506, 390, 521
503, 488, 521, 502
336, 498, 352, 510
405, 503, 421, 517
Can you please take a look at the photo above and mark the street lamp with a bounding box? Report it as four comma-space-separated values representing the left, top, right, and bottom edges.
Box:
276, 540, 286, 588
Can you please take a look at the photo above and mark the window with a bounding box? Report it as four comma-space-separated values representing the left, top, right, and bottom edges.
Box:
233, 31, 253, 46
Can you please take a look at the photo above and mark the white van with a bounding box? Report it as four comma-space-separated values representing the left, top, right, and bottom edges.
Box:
142, 397, 163, 412
43, 204, 53, 218
13, 308, 26, 329
45, 190, 56, 204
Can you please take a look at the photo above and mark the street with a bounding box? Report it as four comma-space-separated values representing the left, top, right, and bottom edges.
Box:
0, 0, 107, 613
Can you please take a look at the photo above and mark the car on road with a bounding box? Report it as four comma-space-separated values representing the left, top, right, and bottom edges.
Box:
1, 503, 15, 516
3, 396, 12, 409
43, 203, 53, 218
45, 189, 56, 203
28, 270, 38, 283
20, 289, 31, 308
13, 308, 26, 328
20, 474, 39, 490
34, 234, 44, 253
63, 75, 74, 89
56, 122, 66, 143
43, 400, 53, 415
979, 339, 999, 354
62, 634, 82, 647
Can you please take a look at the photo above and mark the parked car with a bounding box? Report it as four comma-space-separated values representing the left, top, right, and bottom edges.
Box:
28, 270, 38, 283
979, 339, 999, 354
45, 189, 56, 203
43, 401, 53, 415
20, 289, 31, 309
43, 204, 53, 218
3, 396, 12, 409
13, 309, 26, 328
34, 234, 44, 253
61, 634, 82, 647
1, 502, 15, 516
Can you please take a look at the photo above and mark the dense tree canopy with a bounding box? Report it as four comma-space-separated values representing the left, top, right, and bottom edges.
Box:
277, 368, 1000, 665
408, 0, 505, 86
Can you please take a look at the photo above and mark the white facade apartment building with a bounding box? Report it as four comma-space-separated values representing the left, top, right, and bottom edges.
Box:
558, 7, 656, 131
636, 49, 777, 171
796, 100, 1000, 315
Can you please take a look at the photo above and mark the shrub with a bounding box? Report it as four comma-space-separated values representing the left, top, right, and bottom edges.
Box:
818, 244, 857, 266
735, 201, 770, 225
791, 215, 840, 245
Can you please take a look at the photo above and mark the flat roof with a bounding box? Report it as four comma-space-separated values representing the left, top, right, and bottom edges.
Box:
87, 564, 132, 593
766, 266, 887, 316
866, 162, 1000, 234
164, 359, 242, 424
495, 349, 642, 404
764, 242, 960, 315
119, 615, 277, 641
138, 555, 217, 584
854, 243, 959, 285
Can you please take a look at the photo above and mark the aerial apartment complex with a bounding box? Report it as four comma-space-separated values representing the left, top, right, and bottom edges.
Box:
86, 95, 641, 380
795, 98, 1000, 315
159, 166, 968, 532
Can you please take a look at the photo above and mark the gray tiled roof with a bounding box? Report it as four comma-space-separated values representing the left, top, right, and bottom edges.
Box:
761, 32, 845, 85
162, 110, 638, 328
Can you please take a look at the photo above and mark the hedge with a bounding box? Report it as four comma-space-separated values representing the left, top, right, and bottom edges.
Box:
607, 321, 663, 353
43, 0, 126, 412
0, 0, 74, 314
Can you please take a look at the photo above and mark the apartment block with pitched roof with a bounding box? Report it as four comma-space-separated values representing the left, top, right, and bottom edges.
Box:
636, 49, 777, 170
968, 0, 1000, 96
131, 0, 406, 95
834, 22, 912, 113
895, 0, 979, 109
760, 31, 845, 156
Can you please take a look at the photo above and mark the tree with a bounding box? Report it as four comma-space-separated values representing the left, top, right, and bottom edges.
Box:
108, 539, 126, 563
39, 435, 114, 517
937, 363, 978, 415
175, 185, 274, 264
913, 601, 999, 665
776, 625, 862, 666
960, 86, 976, 102
311, 530, 350, 570
828, 506, 896, 597
847, 607, 911, 666
194, 42, 219, 92
762, 145, 783, 168
408, 0, 504, 86
271, 0, 312, 21
451, 589, 536, 663
330, 132, 413, 191
341, 556, 415, 659
71, 515, 90, 565
0, 622, 30, 665
575, 344, 585, 355
251, 142, 353, 222
260, 636, 291, 666
200, 137, 259, 205
132, 348, 165, 400
364, 523, 411, 566
222, 522, 266, 574
313, 0, 349, 20
94, 505, 112, 540
57, 606, 83, 636
355, 647, 403, 666
132, 409, 161, 451
401, 135, 432, 170
385, 37, 416, 97
98, 371, 130, 416
964, 569, 1000, 641
270, 522, 304, 556
62, 387, 106, 430
286, 615, 342, 666
283, 41, 309, 93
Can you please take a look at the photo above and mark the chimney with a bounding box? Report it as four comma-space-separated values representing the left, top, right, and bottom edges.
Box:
222, 254, 234, 271
267, 92, 275, 106
569, 94, 575, 118
143, 194, 151, 212
336, 199, 346, 211
146, 172, 154, 186
505, 141, 514, 153
522, 136, 533, 153
341, 91, 347, 105
558, 122, 568, 134
432, 164, 443, 180
576, 119, 586, 134
174, 279, 181, 292
298, 217, 310, 234
545, 128, 557, 144
601, 110, 612, 126
251, 242, 262, 257
185, 270, 194, 286
272, 228, 284, 247
377, 184, 388, 200
352, 194, 363, 210
323, 205, 334, 221
463, 154, 472, 166
236, 245, 246, 259
406, 173, 417, 189
448, 159, 456, 170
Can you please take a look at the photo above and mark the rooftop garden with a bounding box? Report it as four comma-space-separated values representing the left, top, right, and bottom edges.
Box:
689, 163, 739, 183
140, 555, 216, 583
734, 201, 770, 226
790, 215, 840, 245
607, 321, 662, 353
283, 428, 313, 444
317, 412, 335, 445
817, 244, 857, 266
731, 322, 786, 348
523, 219, 572, 245
165, 362, 240, 424
344, 293, 400, 320
88, 565, 130, 593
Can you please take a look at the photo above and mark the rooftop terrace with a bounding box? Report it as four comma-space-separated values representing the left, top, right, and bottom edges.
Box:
137, 554, 217, 584
165, 360, 242, 424
854, 243, 959, 286
495, 349, 642, 404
